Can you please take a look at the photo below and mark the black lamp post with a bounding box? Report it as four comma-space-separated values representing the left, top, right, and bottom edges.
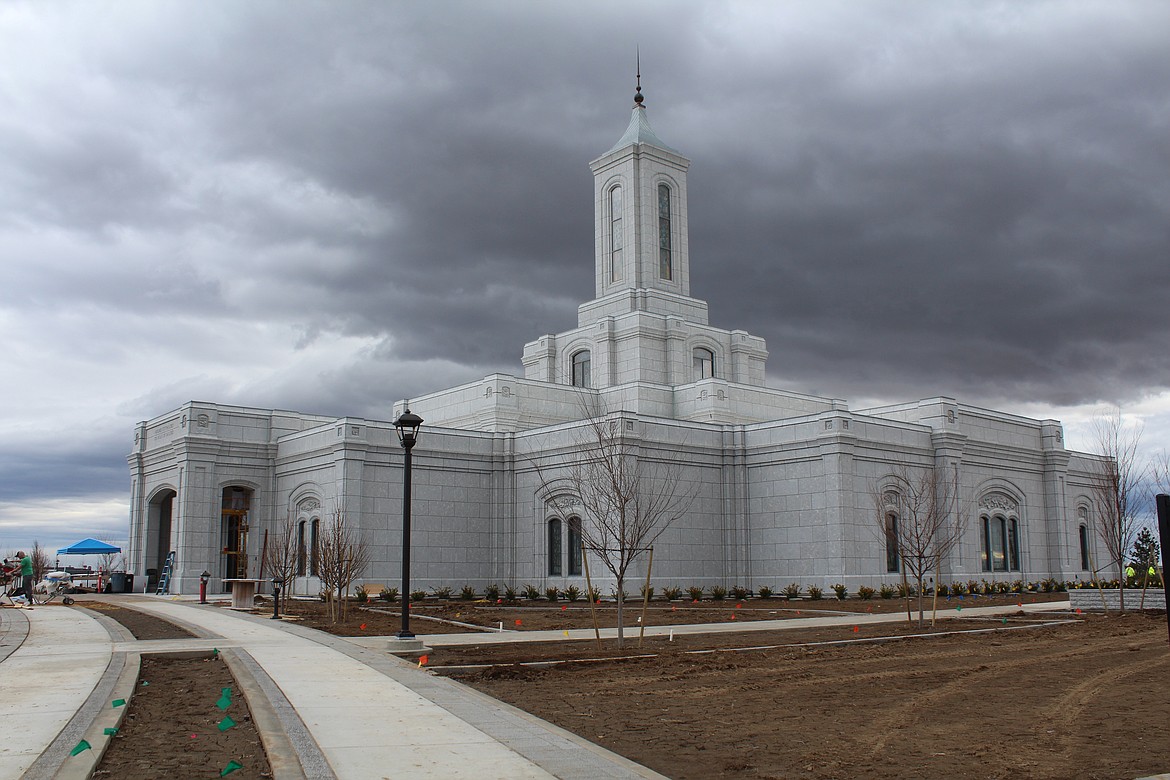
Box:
394, 408, 424, 639
272, 577, 283, 620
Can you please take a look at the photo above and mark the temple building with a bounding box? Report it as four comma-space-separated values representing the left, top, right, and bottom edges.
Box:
128, 83, 1103, 596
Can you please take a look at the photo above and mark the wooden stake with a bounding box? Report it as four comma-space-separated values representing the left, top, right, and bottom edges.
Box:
638, 547, 654, 649
581, 542, 601, 649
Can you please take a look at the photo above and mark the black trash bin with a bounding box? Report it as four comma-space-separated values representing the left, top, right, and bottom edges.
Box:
109, 572, 127, 593
122, 573, 135, 593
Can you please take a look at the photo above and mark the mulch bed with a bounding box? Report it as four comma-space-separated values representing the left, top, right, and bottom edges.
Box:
256, 591, 1067, 636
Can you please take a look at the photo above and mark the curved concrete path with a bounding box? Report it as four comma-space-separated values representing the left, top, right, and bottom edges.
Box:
0, 600, 664, 780
0, 597, 1075, 780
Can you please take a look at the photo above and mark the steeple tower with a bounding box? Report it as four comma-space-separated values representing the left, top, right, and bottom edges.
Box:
581, 70, 705, 326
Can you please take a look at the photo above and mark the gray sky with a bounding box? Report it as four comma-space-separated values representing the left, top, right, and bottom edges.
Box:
3, 0, 1169, 554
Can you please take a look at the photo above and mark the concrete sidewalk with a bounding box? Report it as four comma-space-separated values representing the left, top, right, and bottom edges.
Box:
0, 599, 664, 780
0, 606, 111, 779
0, 597, 1073, 780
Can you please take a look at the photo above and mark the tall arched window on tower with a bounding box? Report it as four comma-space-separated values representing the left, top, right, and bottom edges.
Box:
571, 350, 591, 388
693, 347, 714, 380
658, 184, 672, 280
547, 518, 563, 576
309, 517, 320, 576
610, 186, 622, 282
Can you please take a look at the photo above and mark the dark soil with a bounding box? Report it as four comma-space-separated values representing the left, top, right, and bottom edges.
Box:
262, 591, 1067, 636
94, 653, 272, 779
439, 612, 1170, 780
78, 601, 196, 640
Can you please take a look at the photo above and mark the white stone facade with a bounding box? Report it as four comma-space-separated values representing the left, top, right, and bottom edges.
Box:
128, 93, 1105, 596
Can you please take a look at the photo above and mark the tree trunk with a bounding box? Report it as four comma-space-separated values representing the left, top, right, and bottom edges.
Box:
615, 575, 625, 649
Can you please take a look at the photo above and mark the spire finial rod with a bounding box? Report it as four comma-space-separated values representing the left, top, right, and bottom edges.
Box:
634, 48, 644, 107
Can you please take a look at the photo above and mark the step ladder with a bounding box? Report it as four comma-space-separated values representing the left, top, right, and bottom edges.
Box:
155, 551, 176, 595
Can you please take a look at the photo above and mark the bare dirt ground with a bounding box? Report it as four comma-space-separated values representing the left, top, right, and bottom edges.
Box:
262, 591, 1067, 636
437, 611, 1170, 780
75, 603, 273, 779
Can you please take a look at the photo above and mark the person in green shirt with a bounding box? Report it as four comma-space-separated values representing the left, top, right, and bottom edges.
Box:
16, 551, 35, 606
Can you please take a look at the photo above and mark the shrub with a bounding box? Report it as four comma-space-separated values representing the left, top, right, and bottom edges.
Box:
949, 582, 965, 596
831, 583, 847, 600
996, 581, 1011, 594
1041, 578, 1057, 593
354, 586, 368, 603
1055, 580, 1067, 592
896, 582, 916, 598
610, 587, 630, 602
857, 585, 875, 600
687, 586, 705, 602
565, 585, 581, 602
1011, 579, 1024, 593
484, 584, 501, 601
640, 584, 655, 602
504, 585, 518, 602
935, 583, 949, 597
981, 580, 995, 595
757, 585, 774, 599
783, 583, 802, 600
966, 580, 981, 596
710, 585, 727, 601
879, 583, 895, 599
545, 586, 560, 602
459, 585, 477, 601
662, 586, 683, 601
523, 583, 541, 600
410, 589, 427, 602
379, 587, 399, 603
807, 585, 823, 600
731, 585, 749, 600
588, 586, 602, 603
432, 586, 453, 600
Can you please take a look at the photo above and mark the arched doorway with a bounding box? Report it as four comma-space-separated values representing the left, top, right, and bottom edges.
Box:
146, 489, 176, 589
220, 486, 254, 583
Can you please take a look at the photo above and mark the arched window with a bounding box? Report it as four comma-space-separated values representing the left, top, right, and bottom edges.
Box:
567, 517, 582, 576
885, 512, 900, 573
547, 518, 563, 576
571, 350, 591, 388
309, 517, 320, 576
1079, 524, 1090, 571
610, 186, 622, 282
981, 514, 1018, 572
296, 521, 307, 576
1008, 519, 1020, 571
693, 347, 714, 380
658, 184, 672, 280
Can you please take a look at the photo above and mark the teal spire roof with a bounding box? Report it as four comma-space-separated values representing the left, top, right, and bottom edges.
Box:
605, 105, 680, 155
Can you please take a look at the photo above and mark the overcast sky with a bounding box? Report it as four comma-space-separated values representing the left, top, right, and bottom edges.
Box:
2, 0, 1169, 556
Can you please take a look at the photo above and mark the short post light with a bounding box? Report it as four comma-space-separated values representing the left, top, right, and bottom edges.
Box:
272, 577, 283, 620
199, 570, 211, 604
393, 408, 424, 639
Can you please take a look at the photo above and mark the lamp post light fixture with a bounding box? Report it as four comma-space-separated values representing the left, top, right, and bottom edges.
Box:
199, 570, 211, 604
393, 409, 424, 640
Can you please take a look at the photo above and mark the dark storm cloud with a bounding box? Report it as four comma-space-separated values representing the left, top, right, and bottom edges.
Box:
3, 1, 1170, 543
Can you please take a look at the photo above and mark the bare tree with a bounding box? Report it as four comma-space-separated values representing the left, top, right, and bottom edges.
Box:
30, 541, 50, 583
264, 512, 300, 613
874, 464, 967, 627
316, 508, 371, 623
546, 405, 695, 648
1089, 408, 1145, 612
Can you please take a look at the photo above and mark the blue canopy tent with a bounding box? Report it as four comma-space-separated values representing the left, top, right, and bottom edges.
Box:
57, 538, 121, 555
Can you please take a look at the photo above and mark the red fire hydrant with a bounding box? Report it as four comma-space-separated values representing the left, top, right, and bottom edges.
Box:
199, 570, 211, 604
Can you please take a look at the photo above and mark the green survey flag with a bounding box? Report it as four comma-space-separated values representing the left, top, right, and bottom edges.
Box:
70, 740, 91, 756
112, 699, 126, 708
218, 715, 236, 732
216, 687, 233, 711
103, 727, 118, 736
221, 760, 243, 776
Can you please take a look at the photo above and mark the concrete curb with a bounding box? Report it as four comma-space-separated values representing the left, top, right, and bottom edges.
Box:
112, 599, 334, 780
0, 606, 30, 663
18, 607, 135, 780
